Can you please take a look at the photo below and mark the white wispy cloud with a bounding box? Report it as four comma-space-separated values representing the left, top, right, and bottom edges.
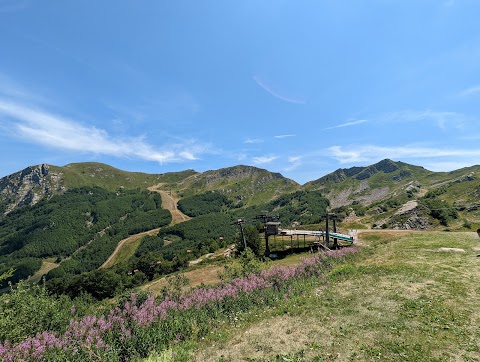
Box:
327, 144, 480, 164
422, 161, 474, 172
237, 152, 248, 161
274, 134, 295, 139
0, 73, 49, 104
288, 156, 302, 163
459, 85, 480, 97
459, 134, 480, 140
284, 155, 302, 172
0, 99, 208, 163
323, 119, 368, 130
327, 146, 366, 164
253, 76, 306, 105
252, 155, 278, 165
381, 110, 466, 130
244, 138, 264, 144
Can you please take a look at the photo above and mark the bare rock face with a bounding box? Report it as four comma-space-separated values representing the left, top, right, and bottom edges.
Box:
0, 164, 64, 214
451, 172, 475, 184
391, 209, 432, 230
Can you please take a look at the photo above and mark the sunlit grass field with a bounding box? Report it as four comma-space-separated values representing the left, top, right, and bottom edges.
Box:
162, 231, 480, 361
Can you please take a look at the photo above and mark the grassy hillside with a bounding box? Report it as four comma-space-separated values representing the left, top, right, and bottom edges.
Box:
53, 163, 196, 191
0, 162, 196, 215
186, 232, 480, 361
174, 231, 480, 361
3, 231, 480, 361
170, 165, 300, 207
2, 159, 480, 297
304, 159, 480, 231
1, 163, 299, 214
304, 159, 435, 207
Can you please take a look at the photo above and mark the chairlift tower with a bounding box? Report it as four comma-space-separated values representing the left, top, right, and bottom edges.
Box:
255, 212, 279, 257
233, 218, 247, 250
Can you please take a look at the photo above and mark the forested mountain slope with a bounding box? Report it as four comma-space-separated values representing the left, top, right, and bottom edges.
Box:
0, 187, 171, 288
0, 163, 301, 295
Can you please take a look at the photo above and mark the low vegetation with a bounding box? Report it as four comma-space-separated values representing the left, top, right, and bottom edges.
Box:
2, 231, 479, 361
2, 159, 480, 360
0, 248, 356, 361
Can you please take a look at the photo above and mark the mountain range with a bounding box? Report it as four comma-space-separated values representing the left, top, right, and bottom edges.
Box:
1, 159, 479, 296
2, 159, 479, 218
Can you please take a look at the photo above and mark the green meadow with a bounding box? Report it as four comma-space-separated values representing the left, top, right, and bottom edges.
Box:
161, 231, 480, 361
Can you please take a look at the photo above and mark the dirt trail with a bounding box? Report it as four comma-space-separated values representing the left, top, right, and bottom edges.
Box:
147, 184, 191, 225
29, 261, 59, 283
100, 228, 160, 269
100, 185, 191, 269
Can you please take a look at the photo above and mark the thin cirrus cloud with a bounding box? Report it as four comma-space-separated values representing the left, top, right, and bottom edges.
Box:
459, 85, 480, 97
253, 76, 306, 105
327, 144, 480, 164
251, 155, 278, 165
323, 119, 368, 130
274, 134, 295, 139
284, 155, 302, 172
381, 110, 466, 130
244, 138, 264, 144
0, 99, 206, 163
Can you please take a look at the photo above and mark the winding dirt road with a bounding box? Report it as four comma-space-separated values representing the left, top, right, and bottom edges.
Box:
147, 184, 191, 225
100, 228, 160, 269
100, 185, 191, 269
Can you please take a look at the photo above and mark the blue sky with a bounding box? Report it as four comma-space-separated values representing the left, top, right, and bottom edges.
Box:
1, 0, 480, 184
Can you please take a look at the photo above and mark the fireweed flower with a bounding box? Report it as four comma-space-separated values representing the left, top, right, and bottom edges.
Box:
0, 250, 357, 361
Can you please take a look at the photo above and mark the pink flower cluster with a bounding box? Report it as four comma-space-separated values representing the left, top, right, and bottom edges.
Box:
0, 332, 63, 362
0, 249, 357, 361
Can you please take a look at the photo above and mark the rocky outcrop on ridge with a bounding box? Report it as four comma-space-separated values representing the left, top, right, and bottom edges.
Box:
0, 164, 64, 214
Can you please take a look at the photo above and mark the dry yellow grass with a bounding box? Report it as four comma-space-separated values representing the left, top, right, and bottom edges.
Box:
142, 265, 224, 295
29, 260, 59, 283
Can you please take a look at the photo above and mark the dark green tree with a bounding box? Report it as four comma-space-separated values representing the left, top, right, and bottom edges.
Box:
236, 225, 261, 257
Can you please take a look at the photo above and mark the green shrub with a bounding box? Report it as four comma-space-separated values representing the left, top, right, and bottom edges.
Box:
0, 281, 79, 343
420, 198, 458, 226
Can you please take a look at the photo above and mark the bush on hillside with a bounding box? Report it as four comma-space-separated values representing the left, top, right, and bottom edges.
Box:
177, 191, 233, 217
